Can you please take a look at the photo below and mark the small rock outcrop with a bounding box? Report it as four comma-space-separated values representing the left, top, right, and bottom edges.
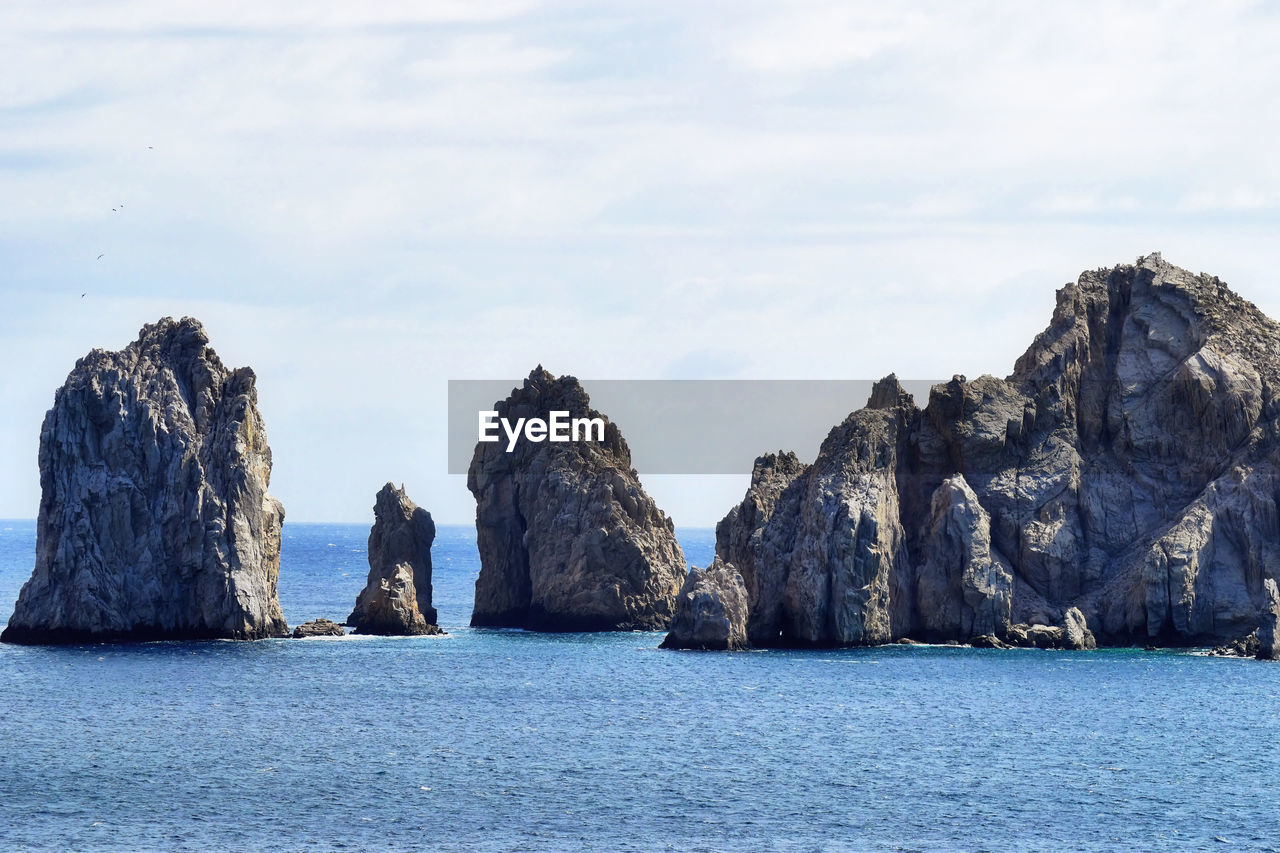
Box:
1063, 607, 1097, 650
2, 317, 287, 644
708, 255, 1280, 650
468, 367, 686, 631
293, 618, 345, 638
347, 483, 442, 636
1257, 579, 1280, 660
660, 558, 750, 650
1209, 634, 1260, 657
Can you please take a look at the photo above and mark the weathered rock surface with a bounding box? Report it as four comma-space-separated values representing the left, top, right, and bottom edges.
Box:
1209, 633, 1260, 658
293, 618, 345, 638
1063, 607, 1097, 650
916, 475, 1013, 642
660, 558, 749, 650
347, 483, 442, 636
1257, 579, 1280, 660
468, 367, 686, 631
713, 255, 1280, 649
2, 317, 287, 644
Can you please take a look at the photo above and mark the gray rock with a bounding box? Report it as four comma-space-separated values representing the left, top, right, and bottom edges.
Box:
468, 367, 686, 631
1, 317, 287, 644
716, 451, 808, 645
916, 475, 1013, 641
1257, 579, 1280, 660
1063, 607, 1097, 650
1025, 625, 1066, 649
293, 618, 345, 638
660, 558, 750, 650
714, 256, 1280, 649
348, 483, 442, 636
970, 634, 1010, 649
1209, 633, 1259, 658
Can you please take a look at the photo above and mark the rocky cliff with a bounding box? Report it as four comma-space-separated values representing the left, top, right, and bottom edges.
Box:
715, 255, 1280, 648
2, 317, 287, 644
347, 483, 441, 636
468, 367, 686, 631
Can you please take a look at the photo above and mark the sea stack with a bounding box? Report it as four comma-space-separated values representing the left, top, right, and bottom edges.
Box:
660, 557, 750, 650
706, 255, 1280, 650
468, 367, 686, 631
347, 483, 441, 636
1, 317, 288, 644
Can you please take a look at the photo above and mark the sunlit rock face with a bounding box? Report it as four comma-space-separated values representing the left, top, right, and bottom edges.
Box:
2, 317, 287, 644
468, 367, 686, 632
716, 255, 1280, 649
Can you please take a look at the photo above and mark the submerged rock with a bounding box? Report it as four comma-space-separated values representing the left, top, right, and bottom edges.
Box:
293, 618, 345, 638
1, 317, 287, 644
660, 558, 750, 651
468, 367, 686, 631
348, 483, 442, 636
714, 254, 1280, 650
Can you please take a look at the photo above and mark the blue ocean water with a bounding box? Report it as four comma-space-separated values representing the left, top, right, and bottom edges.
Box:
2, 520, 1280, 852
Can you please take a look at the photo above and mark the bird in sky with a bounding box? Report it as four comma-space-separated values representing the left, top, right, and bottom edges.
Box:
80, 293, 85, 298
96, 253, 104, 260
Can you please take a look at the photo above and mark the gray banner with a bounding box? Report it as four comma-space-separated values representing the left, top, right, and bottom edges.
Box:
448, 379, 942, 475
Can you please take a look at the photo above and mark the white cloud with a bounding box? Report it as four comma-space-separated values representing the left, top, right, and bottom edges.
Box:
3, 1, 1280, 524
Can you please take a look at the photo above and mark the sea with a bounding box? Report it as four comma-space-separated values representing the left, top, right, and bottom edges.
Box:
2, 519, 1279, 852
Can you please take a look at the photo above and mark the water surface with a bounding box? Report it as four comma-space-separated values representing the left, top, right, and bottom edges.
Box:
1, 520, 1278, 851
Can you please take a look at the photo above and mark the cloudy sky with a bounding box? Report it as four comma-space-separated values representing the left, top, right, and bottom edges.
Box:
3, 1, 1280, 526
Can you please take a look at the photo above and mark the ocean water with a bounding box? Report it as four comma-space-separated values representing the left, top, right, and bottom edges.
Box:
2, 520, 1280, 852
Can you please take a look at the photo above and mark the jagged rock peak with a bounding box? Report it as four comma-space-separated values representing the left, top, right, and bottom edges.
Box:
347, 483, 441, 636
708, 256, 1280, 651
469, 366, 686, 631
867, 374, 914, 410
2, 316, 287, 644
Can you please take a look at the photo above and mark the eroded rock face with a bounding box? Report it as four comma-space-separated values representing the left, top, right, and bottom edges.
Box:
468, 367, 686, 631
1258, 580, 1280, 661
2, 317, 287, 644
1063, 607, 1097, 651
660, 558, 749, 650
347, 483, 441, 636
916, 475, 1013, 641
714, 255, 1280, 649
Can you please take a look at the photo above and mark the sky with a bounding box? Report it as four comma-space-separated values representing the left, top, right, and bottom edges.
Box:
3, 1, 1280, 527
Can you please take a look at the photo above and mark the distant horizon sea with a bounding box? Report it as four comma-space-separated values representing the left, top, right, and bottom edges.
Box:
3, 520, 1280, 851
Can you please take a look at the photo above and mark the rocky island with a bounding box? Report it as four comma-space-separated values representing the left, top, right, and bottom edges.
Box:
468, 367, 686, 631
665, 254, 1280, 651
2, 317, 288, 644
347, 483, 442, 635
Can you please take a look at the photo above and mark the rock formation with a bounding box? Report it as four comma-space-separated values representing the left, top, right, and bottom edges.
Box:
347, 483, 442, 636
660, 557, 750, 650
468, 367, 686, 631
2, 317, 287, 644
1257, 579, 1280, 660
711, 255, 1280, 649
293, 618, 345, 638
